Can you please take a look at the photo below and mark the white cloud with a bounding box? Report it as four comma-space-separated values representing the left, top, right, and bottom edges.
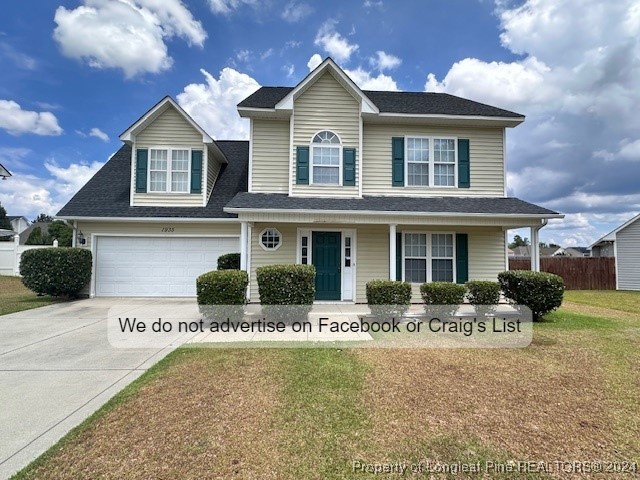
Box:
89, 127, 109, 142
0, 147, 31, 171
177, 67, 261, 140
363, 0, 383, 8
314, 20, 358, 62
307, 53, 323, 71
426, 0, 640, 246
282, 63, 295, 78
53, 0, 206, 78
344, 67, 398, 91
236, 49, 251, 62
369, 51, 401, 71
0, 100, 63, 136
0, 160, 104, 218
0, 42, 37, 70
260, 48, 274, 61
207, 0, 256, 14
281, 1, 312, 22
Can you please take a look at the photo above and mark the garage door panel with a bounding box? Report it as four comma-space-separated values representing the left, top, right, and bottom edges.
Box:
95, 236, 239, 297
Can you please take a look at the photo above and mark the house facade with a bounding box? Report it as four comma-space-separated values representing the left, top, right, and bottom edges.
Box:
58, 58, 561, 301
590, 212, 640, 290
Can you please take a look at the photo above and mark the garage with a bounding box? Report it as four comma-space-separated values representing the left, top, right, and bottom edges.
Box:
95, 236, 239, 296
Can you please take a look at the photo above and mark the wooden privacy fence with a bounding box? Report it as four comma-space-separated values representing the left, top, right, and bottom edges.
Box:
509, 257, 616, 290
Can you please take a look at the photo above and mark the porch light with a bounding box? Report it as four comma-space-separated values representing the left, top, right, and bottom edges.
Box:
77, 230, 86, 245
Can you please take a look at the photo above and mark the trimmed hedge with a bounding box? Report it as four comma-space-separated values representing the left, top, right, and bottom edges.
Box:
466, 280, 501, 316
196, 269, 248, 321
197, 269, 248, 305
420, 282, 466, 319
256, 264, 315, 322
498, 270, 564, 321
366, 280, 412, 319
20, 248, 92, 298
217, 253, 241, 270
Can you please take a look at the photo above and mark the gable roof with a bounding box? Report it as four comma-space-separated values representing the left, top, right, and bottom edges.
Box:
57, 142, 248, 220
19, 222, 50, 244
7, 216, 28, 222
590, 212, 640, 248
119, 96, 214, 145
240, 87, 524, 119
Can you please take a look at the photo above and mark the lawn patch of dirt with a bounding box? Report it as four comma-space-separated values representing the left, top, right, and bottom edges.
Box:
18, 349, 285, 480
357, 342, 621, 467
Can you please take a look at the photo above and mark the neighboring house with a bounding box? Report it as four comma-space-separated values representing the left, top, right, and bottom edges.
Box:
511, 245, 566, 258
8, 216, 29, 235
565, 247, 590, 257
58, 58, 562, 300
590, 213, 640, 290
18, 222, 51, 245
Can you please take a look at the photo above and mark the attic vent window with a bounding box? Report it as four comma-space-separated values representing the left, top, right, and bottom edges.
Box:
260, 228, 282, 251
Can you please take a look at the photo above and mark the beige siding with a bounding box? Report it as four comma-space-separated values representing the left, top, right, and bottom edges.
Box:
248, 223, 505, 303
132, 105, 206, 206
362, 124, 505, 196
292, 71, 360, 197
207, 147, 222, 199
77, 221, 240, 250
136, 106, 203, 147
617, 220, 640, 290
252, 119, 290, 193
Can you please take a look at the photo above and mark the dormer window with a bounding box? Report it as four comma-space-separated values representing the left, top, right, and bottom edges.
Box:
149, 148, 190, 193
311, 130, 342, 185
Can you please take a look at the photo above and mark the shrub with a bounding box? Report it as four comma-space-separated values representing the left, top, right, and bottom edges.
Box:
498, 270, 564, 321
20, 248, 92, 298
217, 253, 241, 270
366, 280, 412, 319
256, 264, 315, 322
196, 269, 248, 321
420, 282, 466, 319
466, 280, 501, 317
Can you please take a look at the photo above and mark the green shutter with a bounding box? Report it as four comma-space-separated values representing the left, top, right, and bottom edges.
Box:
392, 137, 404, 187
455, 233, 469, 284
296, 146, 309, 185
396, 232, 402, 281
343, 148, 356, 186
458, 139, 470, 188
190, 150, 203, 194
135, 149, 148, 193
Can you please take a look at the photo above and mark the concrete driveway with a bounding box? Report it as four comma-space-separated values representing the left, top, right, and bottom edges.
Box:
0, 298, 197, 480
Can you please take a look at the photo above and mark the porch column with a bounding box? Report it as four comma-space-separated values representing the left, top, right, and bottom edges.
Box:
389, 224, 397, 280
530, 225, 540, 272
240, 221, 248, 271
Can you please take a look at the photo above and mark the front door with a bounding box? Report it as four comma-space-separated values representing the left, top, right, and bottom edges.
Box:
312, 232, 341, 300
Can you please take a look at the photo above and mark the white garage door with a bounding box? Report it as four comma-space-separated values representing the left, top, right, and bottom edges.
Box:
95, 236, 239, 297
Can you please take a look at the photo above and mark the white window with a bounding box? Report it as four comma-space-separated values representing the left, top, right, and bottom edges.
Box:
148, 148, 190, 193
311, 130, 341, 185
405, 137, 457, 187
407, 138, 429, 186
260, 228, 282, 251
404, 233, 455, 283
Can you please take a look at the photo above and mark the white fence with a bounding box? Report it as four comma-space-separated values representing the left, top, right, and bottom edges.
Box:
0, 236, 55, 276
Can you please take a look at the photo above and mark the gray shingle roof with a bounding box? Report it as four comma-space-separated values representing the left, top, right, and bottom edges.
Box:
225, 193, 559, 216
57, 142, 248, 219
238, 87, 524, 118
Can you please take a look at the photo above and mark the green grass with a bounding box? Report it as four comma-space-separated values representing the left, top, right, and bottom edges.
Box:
564, 290, 640, 314
0, 276, 59, 315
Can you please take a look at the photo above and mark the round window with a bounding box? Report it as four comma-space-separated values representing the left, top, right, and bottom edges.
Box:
259, 228, 282, 251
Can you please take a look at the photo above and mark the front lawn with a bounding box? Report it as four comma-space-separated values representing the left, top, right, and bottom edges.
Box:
13, 292, 640, 479
564, 289, 640, 315
0, 276, 59, 316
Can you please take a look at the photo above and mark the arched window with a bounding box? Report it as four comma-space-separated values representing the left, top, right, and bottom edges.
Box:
311, 130, 342, 185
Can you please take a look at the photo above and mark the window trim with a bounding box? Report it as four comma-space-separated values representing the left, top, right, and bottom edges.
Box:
310, 130, 343, 187
259, 227, 282, 251
404, 136, 458, 188
401, 231, 457, 284
146, 147, 192, 194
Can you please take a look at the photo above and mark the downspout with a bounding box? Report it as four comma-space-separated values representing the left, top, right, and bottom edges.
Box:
533, 219, 548, 272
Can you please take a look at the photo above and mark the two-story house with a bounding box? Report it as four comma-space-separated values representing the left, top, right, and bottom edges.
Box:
58, 58, 562, 300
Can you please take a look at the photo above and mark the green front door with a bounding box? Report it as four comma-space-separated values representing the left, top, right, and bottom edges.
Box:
312, 232, 341, 300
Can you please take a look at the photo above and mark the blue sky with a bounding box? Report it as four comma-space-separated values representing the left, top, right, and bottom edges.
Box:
1, 0, 639, 248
